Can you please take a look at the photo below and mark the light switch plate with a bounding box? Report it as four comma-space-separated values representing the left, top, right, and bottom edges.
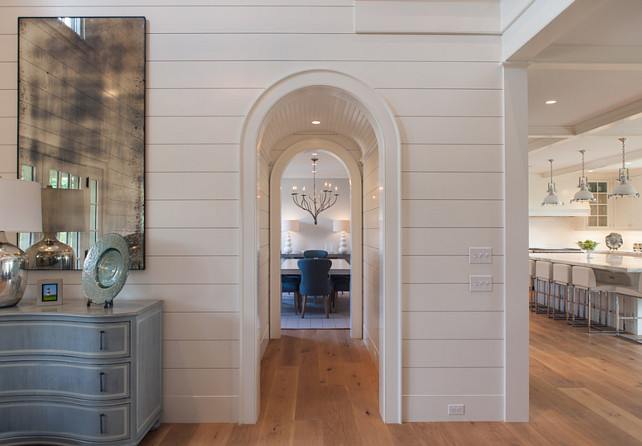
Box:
469, 247, 492, 264
448, 404, 465, 415
470, 275, 493, 292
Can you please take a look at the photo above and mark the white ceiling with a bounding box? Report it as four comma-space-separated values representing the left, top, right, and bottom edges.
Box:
282, 149, 349, 179
524, 0, 642, 177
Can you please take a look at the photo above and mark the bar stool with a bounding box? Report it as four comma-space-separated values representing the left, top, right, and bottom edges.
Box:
614, 285, 642, 343
551, 263, 571, 320
534, 261, 553, 314
529, 260, 536, 310
570, 266, 614, 332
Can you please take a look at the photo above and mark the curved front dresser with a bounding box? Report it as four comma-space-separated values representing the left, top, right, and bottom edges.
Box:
0, 300, 162, 446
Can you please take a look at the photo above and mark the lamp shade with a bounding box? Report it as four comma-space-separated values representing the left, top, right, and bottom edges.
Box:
41, 187, 88, 232
282, 220, 300, 232
333, 220, 350, 233
0, 179, 42, 232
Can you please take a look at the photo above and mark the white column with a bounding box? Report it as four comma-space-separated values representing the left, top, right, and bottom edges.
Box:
503, 62, 530, 422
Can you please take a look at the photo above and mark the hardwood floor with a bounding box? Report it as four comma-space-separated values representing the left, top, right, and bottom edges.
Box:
141, 313, 642, 445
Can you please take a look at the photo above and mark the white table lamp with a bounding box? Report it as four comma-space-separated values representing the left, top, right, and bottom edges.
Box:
333, 220, 350, 254
282, 220, 299, 254
0, 179, 43, 307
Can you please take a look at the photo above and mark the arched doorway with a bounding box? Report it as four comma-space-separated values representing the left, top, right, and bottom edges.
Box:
269, 139, 363, 339
240, 70, 402, 423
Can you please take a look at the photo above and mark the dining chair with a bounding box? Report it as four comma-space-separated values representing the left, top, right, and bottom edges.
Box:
303, 250, 328, 258
297, 258, 332, 318
330, 274, 350, 313
281, 275, 301, 314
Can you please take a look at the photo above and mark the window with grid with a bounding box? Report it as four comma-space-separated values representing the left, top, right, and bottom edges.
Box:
18, 165, 36, 251
49, 169, 84, 266
587, 181, 608, 227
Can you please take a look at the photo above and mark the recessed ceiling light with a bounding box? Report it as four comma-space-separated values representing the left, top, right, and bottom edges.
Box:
545, 100, 557, 105
311, 120, 321, 125
588, 169, 594, 173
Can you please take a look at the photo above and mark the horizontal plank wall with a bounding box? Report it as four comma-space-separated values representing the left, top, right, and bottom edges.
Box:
363, 147, 380, 367
0, 0, 506, 422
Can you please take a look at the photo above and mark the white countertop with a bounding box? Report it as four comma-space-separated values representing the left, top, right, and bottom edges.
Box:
529, 252, 642, 273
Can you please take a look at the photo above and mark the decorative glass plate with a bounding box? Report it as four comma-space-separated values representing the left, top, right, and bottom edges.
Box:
605, 232, 623, 250
82, 233, 131, 307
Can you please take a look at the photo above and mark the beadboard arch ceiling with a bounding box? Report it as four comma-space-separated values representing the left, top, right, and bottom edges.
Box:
260, 86, 376, 178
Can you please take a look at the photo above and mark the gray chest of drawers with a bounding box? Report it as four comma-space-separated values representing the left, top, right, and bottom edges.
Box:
0, 300, 162, 445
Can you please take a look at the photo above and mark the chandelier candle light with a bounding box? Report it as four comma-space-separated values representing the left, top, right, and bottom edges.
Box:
542, 159, 563, 206
291, 155, 339, 225
608, 137, 639, 199
570, 150, 596, 203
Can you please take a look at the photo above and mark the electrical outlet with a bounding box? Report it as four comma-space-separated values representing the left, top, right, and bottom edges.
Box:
448, 404, 465, 415
470, 275, 493, 292
469, 247, 492, 264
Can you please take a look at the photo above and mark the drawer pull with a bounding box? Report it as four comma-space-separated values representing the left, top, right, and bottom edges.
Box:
99, 330, 106, 351
99, 413, 106, 434
100, 372, 106, 392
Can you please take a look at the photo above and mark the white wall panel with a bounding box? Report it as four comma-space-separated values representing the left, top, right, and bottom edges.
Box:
163, 369, 238, 396
146, 200, 239, 228
0, 90, 15, 116
398, 117, 503, 145
403, 284, 503, 312
147, 117, 244, 145
0, 117, 15, 144
163, 312, 239, 340
402, 199, 504, 228
149, 34, 500, 62
148, 61, 502, 90
147, 173, 239, 200
403, 396, 503, 422
403, 228, 504, 256
387, 90, 502, 117
403, 368, 503, 395
147, 228, 239, 256
122, 284, 239, 312
402, 256, 504, 284
147, 89, 259, 118
163, 340, 239, 369
127, 257, 239, 284
403, 339, 503, 368
402, 145, 503, 173
162, 396, 238, 423
403, 312, 504, 340
147, 145, 239, 172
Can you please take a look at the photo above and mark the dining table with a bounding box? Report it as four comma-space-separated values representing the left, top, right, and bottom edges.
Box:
280, 258, 351, 275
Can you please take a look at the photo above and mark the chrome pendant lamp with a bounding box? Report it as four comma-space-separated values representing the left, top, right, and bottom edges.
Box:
570, 150, 596, 203
609, 137, 639, 198
542, 159, 564, 206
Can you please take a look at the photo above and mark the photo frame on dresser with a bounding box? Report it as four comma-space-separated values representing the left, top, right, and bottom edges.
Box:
18, 16, 146, 270
37, 279, 63, 306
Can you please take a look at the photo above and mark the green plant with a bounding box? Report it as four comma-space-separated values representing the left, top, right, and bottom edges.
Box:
577, 240, 598, 251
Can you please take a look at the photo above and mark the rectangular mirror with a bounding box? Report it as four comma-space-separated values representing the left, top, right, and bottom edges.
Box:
18, 16, 146, 269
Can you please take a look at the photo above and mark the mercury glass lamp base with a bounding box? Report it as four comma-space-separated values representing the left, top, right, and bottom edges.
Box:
25, 233, 76, 270
0, 231, 28, 307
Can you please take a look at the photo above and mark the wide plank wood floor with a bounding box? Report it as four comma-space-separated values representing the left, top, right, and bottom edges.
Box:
141, 312, 642, 445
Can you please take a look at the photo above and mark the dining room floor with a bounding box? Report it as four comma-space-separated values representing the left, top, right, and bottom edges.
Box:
281, 291, 350, 329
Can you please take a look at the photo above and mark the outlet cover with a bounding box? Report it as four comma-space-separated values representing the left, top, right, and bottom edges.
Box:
470, 275, 493, 292
469, 247, 492, 264
448, 404, 465, 415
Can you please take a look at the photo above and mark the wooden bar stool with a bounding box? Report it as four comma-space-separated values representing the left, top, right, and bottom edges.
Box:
534, 261, 553, 314
551, 263, 571, 320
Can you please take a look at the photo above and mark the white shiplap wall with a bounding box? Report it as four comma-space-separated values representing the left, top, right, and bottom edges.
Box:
363, 148, 380, 367
0, 1, 508, 422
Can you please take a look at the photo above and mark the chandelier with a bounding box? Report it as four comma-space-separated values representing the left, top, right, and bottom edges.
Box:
291, 155, 338, 225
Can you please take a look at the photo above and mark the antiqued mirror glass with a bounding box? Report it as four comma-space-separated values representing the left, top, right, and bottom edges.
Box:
18, 16, 145, 269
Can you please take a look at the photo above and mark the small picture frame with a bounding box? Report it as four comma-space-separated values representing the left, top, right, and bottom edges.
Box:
37, 279, 63, 306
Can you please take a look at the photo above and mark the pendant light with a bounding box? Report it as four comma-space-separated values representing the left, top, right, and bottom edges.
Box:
608, 137, 639, 198
542, 159, 563, 206
570, 150, 595, 203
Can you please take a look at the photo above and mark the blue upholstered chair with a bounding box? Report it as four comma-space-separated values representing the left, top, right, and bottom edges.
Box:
303, 250, 328, 259
297, 258, 332, 318
330, 274, 350, 312
281, 275, 301, 314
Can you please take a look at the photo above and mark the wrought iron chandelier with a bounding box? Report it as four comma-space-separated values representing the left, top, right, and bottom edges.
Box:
291, 155, 338, 225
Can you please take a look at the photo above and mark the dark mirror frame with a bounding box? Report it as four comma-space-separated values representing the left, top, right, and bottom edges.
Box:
18, 16, 146, 270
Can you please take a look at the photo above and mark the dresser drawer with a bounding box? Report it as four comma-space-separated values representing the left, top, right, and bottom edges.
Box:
0, 401, 129, 443
0, 361, 129, 400
0, 321, 129, 358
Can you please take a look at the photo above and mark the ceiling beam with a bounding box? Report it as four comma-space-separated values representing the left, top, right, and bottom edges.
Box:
528, 137, 566, 152
537, 147, 642, 178
533, 44, 642, 64
528, 126, 575, 138
574, 98, 642, 136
